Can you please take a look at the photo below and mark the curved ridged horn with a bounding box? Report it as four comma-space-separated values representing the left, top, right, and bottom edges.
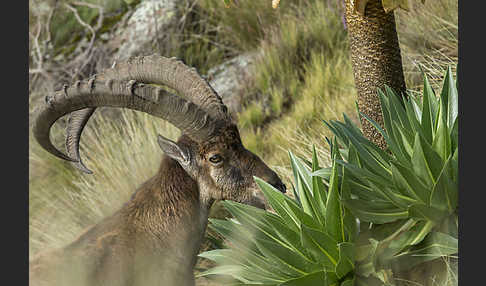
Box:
63, 55, 229, 173
33, 78, 224, 166
65, 108, 96, 173
100, 55, 228, 119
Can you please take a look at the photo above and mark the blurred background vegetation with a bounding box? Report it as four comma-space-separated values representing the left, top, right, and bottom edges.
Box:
29, 0, 457, 284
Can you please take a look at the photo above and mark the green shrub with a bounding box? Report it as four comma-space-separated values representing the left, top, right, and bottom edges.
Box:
198, 68, 458, 285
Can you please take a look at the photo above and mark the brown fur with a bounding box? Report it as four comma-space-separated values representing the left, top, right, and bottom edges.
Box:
30, 129, 285, 286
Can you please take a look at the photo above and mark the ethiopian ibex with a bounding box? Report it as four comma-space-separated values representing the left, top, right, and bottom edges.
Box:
30, 55, 286, 286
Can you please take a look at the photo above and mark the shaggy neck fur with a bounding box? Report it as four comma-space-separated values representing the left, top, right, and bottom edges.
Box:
121, 155, 213, 282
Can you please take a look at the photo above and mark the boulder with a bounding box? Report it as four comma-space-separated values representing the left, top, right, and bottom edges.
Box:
206, 53, 256, 117
109, 0, 178, 61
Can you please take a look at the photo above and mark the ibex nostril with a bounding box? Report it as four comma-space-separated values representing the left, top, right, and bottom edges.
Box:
271, 182, 286, 193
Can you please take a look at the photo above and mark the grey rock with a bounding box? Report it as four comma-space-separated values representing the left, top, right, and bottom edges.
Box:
207, 53, 257, 117
109, 0, 178, 61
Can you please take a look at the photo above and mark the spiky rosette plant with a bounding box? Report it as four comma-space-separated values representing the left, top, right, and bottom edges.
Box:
198, 68, 457, 285
317, 67, 458, 284
197, 146, 358, 285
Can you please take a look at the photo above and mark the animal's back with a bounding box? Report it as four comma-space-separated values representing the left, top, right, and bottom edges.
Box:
29, 212, 135, 286
29, 161, 204, 286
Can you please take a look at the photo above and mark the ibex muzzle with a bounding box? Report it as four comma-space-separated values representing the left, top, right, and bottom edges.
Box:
30, 55, 285, 286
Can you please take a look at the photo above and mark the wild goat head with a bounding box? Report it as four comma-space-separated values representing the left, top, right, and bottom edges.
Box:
33, 55, 286, 208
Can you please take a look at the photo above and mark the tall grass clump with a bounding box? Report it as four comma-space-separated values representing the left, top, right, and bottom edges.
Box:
396, 0, 458, 90
162, 0, 231, 74
198, 0, 289, 52
238, 0, 356, 168
29, 109, 180, 259
252, 0, 347, 116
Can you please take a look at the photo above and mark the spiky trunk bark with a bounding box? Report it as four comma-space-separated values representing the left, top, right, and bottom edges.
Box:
344, 0, 407, 149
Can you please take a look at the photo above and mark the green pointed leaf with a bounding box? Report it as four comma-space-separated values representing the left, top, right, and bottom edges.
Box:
255, 177, 300, 232
346, 178, 385, 202
451, 148, 458, 183
421, 73, 435, 143
278, 271, 336, 286
196, 265, 247, 280
382, 220, 435, 258
336, 242, 355, 278
222, 201, 289, 249
355, 274, 389, 286
312, 145, 328, 214
390, 161, 428, 204
342, 112, 366, 139
231, 246, 296, 280
341, 167, 358, 242
429, 157, 457, 212
393, 122, 414, 157
296, 173, 319, 220
450, 117, 458, 152
300, 224, 339, 269
198, 249, 241, 265
326, 142, 346, 243
342, 199, 408, 224
367, 219, 415, 242
341, 113, 390, 163
347, 144, 361, 166
376, 90, 410, 162
385, 86, 411, 132
291, 183, 302, 206
265, 217, 302, 249
432, 112, 451, 161
410, 94, 423, 122
323, 120, 349, 149
289, 151, 313, 195
335, 120, 392, 178
392, 231, 458, 270
359, 110, 405, 163
310, 168, 332, 181
403, 97, 428, 150
442, 66, 458, 128
233, 266, 288, 284
255, 238, 319, 275
408, 204, 448, 224
284, 202, 322, 232
411, 133, 443, 186
400, 220, 435, 246
379, 89, 410, 161
208, 219, 257, 250
366, 181, 411, 209
335, 160, 388, 189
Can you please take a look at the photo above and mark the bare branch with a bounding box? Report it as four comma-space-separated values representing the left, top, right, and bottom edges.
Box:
64, 2, 104, 81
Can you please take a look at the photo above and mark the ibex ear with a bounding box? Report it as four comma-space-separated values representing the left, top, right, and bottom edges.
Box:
157, 134, 191, 166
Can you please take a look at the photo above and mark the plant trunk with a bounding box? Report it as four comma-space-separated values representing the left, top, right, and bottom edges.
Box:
344, 0, 407, 149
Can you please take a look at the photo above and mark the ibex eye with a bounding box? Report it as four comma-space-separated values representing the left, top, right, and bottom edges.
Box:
209, 154, 223, 164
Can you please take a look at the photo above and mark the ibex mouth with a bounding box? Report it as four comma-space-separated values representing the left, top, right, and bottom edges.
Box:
244, 179, 286, 210
245, 188, 267, 210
